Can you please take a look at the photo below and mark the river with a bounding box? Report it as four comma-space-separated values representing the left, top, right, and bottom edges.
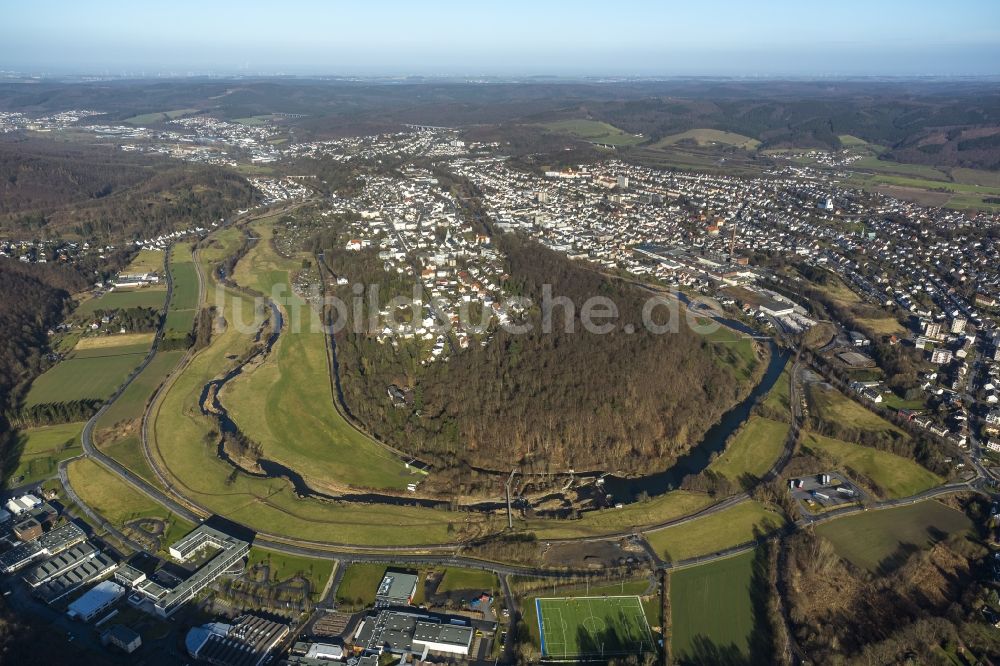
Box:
603, 340, 789, 502
199, 261, 789, 514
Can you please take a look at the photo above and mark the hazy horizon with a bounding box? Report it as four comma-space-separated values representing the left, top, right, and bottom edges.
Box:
2, 0, 999, 78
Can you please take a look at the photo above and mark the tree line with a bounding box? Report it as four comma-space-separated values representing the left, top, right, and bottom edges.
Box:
0, 262, 75, 484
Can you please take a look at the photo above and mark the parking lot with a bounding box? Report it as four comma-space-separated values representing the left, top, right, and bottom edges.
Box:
789, 471, 868, 514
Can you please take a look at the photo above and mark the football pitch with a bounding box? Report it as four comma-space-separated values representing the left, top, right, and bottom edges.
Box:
536, 595, 654, 660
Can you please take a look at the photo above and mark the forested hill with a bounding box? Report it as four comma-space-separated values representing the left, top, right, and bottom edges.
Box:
0, 262, 74, 484
0, 138, 257, 240
334, 234, 755, 477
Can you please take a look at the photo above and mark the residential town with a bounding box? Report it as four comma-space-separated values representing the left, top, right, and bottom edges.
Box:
5, 101, 1000, 664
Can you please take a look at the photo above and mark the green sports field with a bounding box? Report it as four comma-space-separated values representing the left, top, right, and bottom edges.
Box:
670, 550, 756, 663
536, 595, 655, 660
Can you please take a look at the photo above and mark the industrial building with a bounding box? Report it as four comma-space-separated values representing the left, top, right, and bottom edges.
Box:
0, 521, 86, 573
4, 494, 42, 517
757, 297, 795, 318
101, 624, 142, 654
185, 614, 289, 666
67, 580, 125, 622
375, 571, 419, 607
34, 551, 118, 604
23, 541, 98, 587
13, 517, 44, 542
355, 610, 474, 659
281, 642, 345, 664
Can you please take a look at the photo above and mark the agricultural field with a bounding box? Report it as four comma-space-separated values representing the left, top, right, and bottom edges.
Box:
628, 144, 765, 177
762, 365, 792, 413
66, 457, 194, 545
234, 115, 276, 126
838, 134, 882, 151
816, 500, 972, 573
222, 220, 419, 491
75, 332, 154, 351
708, 417, 789, 482
950, 167, 1000, 188
535, 596, 655, 660
94, 348, 185, 489
645, 501, 785, 563
842, 159, 1000, 211
123, 248, 166, 275
122, 108, 199, 125
168, 255, 199, 311
670, 550, 760, 663
801, 432, 940, 498
75, 288, 167, 316
539, 119, 644, 146
849, 156, 952, 180
697, 320, 760, 382
654, 128, 760, 150
72, 340, 153, 359
24, 348, 148, 406
4, 422, 84, 487
98, 433, 162, 489
162, 244, 199, 342
96, 350, 185, 430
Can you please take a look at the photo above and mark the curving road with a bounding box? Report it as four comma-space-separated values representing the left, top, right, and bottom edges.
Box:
68, 215, 991, 587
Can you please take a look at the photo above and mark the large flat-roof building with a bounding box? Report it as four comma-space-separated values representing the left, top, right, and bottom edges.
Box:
67, 580, 125, 622
355, 610, 474, 659
34, 551, 117, 604
101, 624, 142, 654
281, 641, 345, 665
4, 494, 42, 517
375, 571, 419, 607
116, 523, 250, 617
23, 541, 98, 587
185, 614, 289, 666
0, 521, 86, 574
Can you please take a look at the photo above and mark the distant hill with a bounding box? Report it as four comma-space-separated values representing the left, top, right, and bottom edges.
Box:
885, 126, 1000, 171
3, 79, 999, 168
0, 137, 257, 240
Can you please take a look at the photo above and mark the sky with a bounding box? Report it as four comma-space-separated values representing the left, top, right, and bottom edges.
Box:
2, 0, 999, 77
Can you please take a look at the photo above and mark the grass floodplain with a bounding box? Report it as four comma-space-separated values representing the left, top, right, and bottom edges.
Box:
535, 595, 655, 660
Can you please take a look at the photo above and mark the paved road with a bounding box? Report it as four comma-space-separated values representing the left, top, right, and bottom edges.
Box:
65, 211, 991, 585
78, 243, 207, 526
